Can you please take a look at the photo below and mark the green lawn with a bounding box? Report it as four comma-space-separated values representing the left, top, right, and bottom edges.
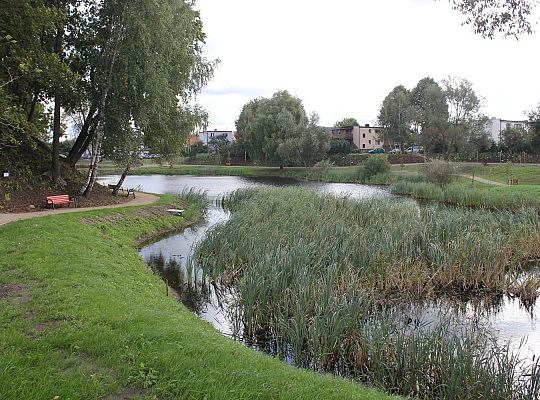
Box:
0, 195, 398, 399
460, 163, 540, 185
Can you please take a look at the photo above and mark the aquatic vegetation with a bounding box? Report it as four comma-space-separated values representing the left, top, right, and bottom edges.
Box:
194, 187, 540, 399
391, 179, 540, 209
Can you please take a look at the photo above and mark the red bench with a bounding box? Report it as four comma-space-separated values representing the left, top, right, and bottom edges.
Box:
46, 194, 77, 209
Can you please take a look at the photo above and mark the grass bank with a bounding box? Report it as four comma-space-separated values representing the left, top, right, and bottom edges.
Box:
462, 163, 540, 185
195, 187, 540, 399
391, 179, 540, 210
0, 193, 397, 399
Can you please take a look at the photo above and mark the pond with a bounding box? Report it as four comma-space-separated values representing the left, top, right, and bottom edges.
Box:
101, 174, 539, 382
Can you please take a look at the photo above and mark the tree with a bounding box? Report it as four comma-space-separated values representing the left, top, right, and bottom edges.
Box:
0, 0, 78, 169
378, 85, 413, 149
78, 0, 215, 196
328, 139, 352, 154
442, 76, 489, 156
410, 77, 449, 153
236, 91, 307, 165
334, 117, 359, 127
236, 98, 264, 161
208, 135, 230, 154
500, 126, 530, 155
450, 0, 537, 38
528, 105, 540, 153
277, 112, 330, 167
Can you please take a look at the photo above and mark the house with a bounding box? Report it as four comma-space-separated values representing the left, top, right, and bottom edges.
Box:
200, 129, 235, 145
331, 124, 384, 151
486, 117, 528, 143
188, 135, 202, 146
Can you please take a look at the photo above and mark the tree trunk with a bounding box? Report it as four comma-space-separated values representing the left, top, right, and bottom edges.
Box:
81, 131, 103, 197
66, 105, 98, 165
51, 24, 64, 182
112, 163, 130, 196
79, 4, 126, 196
27, 91, 39, 123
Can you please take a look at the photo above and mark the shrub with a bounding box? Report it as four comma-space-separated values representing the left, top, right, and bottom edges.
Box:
363, 155, 391, 180
422, 160, 455, 187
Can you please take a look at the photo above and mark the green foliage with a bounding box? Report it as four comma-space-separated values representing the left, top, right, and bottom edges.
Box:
277, 112, 330, 167
441, 76, 489, 155
235, 90, 308, 165
333, 117, 359, 127
378, 85, 413, 146
528, 105, 540, 152
500, 126, 530, 155
186, 140, 207, 156
363, 155, 391, 180
411, 77, 449, 152
328, 139, 352, 154
207, 135, 230, 154
422, 160, 455, 187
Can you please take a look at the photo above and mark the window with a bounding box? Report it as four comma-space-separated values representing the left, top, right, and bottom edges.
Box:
375, 129, 380, 133
362, 144, 366, 148
362, 133, 365, 138
376, 140, 380, 145
369, 129, 372, 133
369, 140, 372, 144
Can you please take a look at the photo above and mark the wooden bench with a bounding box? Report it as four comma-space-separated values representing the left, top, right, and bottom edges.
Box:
108, 184, 135, 198
108, 184, 125, 194
46, 194, 77, 209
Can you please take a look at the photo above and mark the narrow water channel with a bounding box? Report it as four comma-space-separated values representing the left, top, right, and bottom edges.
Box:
99, 175, 539, 364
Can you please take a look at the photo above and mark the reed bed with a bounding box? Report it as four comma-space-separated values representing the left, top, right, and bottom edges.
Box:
391, 179, 540, 210
194, 187, 540, 399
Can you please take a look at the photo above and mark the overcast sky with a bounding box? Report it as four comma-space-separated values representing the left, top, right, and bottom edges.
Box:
194, 0, 540, 130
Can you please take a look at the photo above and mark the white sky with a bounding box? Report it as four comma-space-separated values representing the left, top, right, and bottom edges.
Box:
194, 0, 540, 130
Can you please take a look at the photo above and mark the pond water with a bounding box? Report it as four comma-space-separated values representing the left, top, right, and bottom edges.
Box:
99, 174, 539, 365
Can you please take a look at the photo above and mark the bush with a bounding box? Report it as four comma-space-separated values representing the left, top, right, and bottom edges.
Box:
363, 155, 391, 180
422, 160, 455, 187
328, 139, 352, 154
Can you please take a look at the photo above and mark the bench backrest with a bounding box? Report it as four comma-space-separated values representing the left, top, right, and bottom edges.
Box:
47, 194, 70, 203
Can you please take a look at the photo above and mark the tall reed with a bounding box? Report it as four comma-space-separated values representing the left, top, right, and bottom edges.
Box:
194, 187, 540, 399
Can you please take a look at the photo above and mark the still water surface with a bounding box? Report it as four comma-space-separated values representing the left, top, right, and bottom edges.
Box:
99, 174, 539, 362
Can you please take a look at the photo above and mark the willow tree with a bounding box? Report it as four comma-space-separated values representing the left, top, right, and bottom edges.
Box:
79, 0, 215, 196
236, 91, 307, 166
378, 85, 414, 150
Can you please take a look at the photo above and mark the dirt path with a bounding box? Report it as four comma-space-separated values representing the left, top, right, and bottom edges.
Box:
462, 175, 506, 186
0, 192, 159, 227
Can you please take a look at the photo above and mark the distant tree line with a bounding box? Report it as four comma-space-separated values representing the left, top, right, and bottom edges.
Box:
378, 77, 540, 160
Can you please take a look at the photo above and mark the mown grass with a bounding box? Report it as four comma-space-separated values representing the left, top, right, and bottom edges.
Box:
391, 179, 540, 210
462, 163, 540, 185
0, 193, 398, 399
195, 187, 540, 399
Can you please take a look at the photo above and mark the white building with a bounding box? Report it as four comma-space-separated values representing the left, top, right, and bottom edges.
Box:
486, 117, 528, 143
199, 128, 235, 145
